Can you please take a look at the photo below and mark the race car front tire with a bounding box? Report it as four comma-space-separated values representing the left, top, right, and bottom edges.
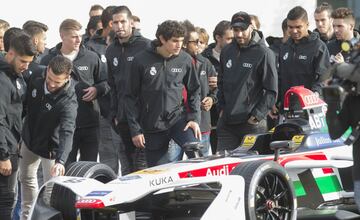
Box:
50, 161, 117, 220
230, 160, 297, 220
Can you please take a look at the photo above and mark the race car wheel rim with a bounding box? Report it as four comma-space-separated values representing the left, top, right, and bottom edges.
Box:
255, 172, 292, 220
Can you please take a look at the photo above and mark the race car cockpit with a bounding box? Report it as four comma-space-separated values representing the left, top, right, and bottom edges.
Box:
232, 86, 346, 156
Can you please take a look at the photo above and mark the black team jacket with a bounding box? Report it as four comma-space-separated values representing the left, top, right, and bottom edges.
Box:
22, 70, 78, 164
41, 43, 109, 128
125, 42, 201, 137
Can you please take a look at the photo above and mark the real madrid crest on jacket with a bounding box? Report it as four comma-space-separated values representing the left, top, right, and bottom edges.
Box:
22, 70, 78, 164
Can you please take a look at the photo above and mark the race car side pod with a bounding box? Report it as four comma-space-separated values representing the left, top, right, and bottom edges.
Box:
269, 140, 296, 161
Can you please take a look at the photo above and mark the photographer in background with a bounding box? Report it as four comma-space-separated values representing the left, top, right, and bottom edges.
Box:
324, 52, 360, 211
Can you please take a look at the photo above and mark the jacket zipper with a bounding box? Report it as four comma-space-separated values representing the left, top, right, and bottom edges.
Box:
163, 59, 167, 118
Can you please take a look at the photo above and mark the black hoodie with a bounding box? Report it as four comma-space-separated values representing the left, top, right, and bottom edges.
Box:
125, 42, 201, 137
106, 30, 151, 123
0, 58, 24, 159
22, 70, 78, 164
40, 44, 109, 128
278, 31, 330, 101
218, 30, 278, 124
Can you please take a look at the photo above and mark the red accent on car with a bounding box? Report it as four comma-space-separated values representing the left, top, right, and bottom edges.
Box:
283, 86, 326, 110
75, 199, 105, 209
178, 152, 333, 179
178, 162, 240, 178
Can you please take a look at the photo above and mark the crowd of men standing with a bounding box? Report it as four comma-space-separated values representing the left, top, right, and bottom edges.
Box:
0, 2, 359, 219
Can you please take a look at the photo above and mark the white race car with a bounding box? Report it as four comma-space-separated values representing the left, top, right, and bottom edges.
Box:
29, 87, 358, 220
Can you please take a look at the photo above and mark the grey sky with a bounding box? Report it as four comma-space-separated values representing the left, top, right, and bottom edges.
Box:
2, 0, 316, 47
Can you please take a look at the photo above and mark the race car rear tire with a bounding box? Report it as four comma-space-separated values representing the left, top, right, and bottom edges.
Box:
230, 160, 296, 220
50, 161, 117, 220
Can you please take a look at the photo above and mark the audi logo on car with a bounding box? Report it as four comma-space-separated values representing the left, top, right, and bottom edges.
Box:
303, 94, 319, 105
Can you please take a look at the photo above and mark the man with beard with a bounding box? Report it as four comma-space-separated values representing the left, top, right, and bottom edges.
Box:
125, 20, 201, 167
216, 11, 277, 152
19, 56, 77, 220
0, 34, 36, 220
106, 6, 150, 174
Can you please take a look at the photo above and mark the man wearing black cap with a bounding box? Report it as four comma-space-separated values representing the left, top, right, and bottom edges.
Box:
216, 11, 278, 152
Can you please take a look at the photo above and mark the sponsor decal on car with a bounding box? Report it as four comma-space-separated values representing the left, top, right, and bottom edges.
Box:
119, 175, 142, 181
135, 169, 166, 174
178, 163, 240, 178
86, 191, 112, 197
149, 176, 174, 187
242, 135, 257, 147
292, 135, 304, 146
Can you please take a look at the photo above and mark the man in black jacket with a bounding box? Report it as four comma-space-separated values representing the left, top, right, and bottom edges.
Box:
19, 56, 77, 220
217, 11, 278, 152
279, 6, 330, 104
41, 19, 109, 165
0, 34, 36, 220
106, 6, 150, 174
327, 7, 360, 64
86, 5, 123, 174
125, 20, 201, 167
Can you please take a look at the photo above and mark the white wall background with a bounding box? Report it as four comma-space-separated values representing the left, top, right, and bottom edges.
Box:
2, 0, 316, 48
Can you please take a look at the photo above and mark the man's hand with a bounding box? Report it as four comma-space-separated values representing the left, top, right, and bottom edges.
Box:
331, 52, 345, 64
201, 97, 213, 111
132, 134, 145, 148
50, 163, 65, 177
208, 76, 218, 90
247, 115, 259, 125
184, 121, 202, 140
268, 105, 278, 120
0, 159, 12, 176
82, 86, 97, 102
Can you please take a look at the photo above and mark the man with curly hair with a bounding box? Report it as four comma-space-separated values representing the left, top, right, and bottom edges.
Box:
125, 20, 201, 167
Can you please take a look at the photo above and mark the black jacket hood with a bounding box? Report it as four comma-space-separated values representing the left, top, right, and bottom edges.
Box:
114, 29, 144, 47
235, 30, 266, 49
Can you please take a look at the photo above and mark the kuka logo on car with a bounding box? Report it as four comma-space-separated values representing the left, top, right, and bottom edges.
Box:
149, 176, 174, 187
